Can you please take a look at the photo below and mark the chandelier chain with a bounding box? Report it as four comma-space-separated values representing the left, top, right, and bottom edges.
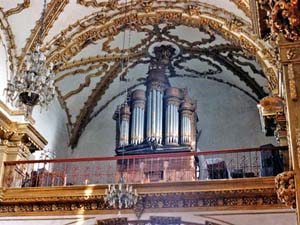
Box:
38, 0, 47, 44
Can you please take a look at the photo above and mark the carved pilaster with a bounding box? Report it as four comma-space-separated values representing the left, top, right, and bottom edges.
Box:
287, 64, 297, 101
279, 37, 300, 225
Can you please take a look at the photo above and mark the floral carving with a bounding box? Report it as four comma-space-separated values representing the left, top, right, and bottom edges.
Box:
4, 0, 30, 17
287, 48, 297, 60
0, 185, 286, 216
275, 171, 296, 208
287, 64, 297, 100
259, 0, 300, 41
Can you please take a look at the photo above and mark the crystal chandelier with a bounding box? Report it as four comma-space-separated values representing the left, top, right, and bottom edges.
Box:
104, 176, 138, 212
5, 0, 55, 117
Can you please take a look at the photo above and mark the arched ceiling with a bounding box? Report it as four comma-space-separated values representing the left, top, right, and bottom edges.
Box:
0, 0, 279, 148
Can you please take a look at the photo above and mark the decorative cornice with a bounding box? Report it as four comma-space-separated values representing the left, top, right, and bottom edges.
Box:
0, 177, 289, 217
0, 100, 25, 117
0, 110, 47, 152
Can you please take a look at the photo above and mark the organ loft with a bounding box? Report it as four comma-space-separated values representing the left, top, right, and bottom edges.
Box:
113, 44, 198, 182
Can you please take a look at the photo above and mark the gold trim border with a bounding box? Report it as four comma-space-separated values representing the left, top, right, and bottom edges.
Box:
0, 177, 289, 217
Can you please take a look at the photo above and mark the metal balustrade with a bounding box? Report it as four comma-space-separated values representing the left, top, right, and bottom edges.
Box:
2, 146, 288, 188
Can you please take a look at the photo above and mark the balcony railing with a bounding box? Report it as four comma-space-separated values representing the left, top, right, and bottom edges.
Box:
2, 146, 288, 188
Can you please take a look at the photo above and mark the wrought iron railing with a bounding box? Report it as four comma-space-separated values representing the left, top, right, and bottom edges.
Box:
2, 146, 288, 188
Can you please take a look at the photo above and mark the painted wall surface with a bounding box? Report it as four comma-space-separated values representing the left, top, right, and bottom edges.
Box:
0, 34, 9, 103
32, 99, 70, 159
69, 77, 276, 158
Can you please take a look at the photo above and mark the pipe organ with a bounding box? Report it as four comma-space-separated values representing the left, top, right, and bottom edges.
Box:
114, 44, 198, 155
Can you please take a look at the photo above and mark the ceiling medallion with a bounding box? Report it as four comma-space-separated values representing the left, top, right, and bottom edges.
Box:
148, 41, 180, 59
4, 0, 55, 118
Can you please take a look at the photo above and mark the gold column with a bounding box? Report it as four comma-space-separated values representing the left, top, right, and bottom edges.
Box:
278, 37, 300, 224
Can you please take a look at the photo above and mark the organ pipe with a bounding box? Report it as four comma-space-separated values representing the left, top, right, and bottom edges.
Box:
130, 90, 146, 145
152, 90, 156, 139
113, 104, 131, 148
156, 89, 161, 142
147, 92, 152, 138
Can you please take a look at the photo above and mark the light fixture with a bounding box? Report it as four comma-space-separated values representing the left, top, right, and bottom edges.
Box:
105, 0, 138, 213
104, 176, 138, 213
4, 0, 55, 118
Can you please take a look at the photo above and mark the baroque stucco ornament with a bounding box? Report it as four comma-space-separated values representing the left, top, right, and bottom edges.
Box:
259, 0, 300, 41
275, 171, 296, 208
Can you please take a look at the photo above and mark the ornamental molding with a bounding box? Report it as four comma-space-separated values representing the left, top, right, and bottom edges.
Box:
0, 8, 18, 74
287, 64, 297, 101
0, 110, 47, 152
18, 0, 69, 71
0, 178, 288, 216
3, 0, 30, 17
98, 217, 222, 225
229, 0, 250, 18
69, 62, 122, 147
296, 128, 300, 167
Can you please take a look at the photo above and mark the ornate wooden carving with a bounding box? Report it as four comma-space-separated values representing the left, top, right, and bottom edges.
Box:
287, 64, 298, 100
0, 111, 47, 152
258, 0, 300, 41
229, 0, 251, 18
18, 0, 69, 69
0, 178, 289, 216
4, 0, 30, 17
97, 218, 128, 225
275, 171, 296, 208
150, 216, 181, 225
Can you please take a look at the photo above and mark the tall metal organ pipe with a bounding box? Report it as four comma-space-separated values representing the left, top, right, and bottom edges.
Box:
113, 104, 131, 147
180, 97, 195, 145
131, 90, 146, 144
164, 87, 181, 145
